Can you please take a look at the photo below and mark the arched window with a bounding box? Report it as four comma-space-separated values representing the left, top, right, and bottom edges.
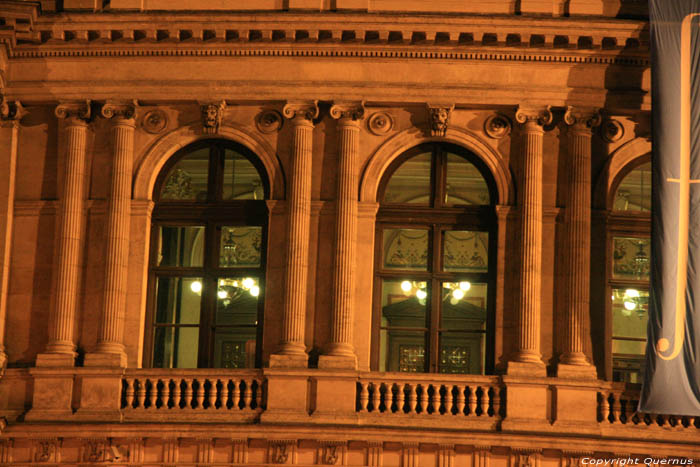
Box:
372, 143, 496, 374
145, 140, 269, 368
608, 160, 650, 383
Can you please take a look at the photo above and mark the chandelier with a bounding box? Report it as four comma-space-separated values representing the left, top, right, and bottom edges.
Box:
613, 288, 648, 317
189, 277, 260, 305
399, 280, 472, 305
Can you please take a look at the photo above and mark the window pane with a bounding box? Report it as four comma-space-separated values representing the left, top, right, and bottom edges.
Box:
612, 236, 650, 280
220, 227, 262, 267
612, 287, 648, 383
213, 328, 257, 368
155, 277, 202, 324
381, 279, 428, 328
153, 326, 199, 368
445, 153, 490, 205
160, 148, 209, 201
223, 149, 264, 200
215, 277, 260, 325
383, 152, 431, 204
613, 162, 651, 211
158, 226, 205, 267
382, 228, 429, 271
439, 332, 484, 374
379, 329, 426, 372
443, 231, 489, 272
440, 281, 488, 329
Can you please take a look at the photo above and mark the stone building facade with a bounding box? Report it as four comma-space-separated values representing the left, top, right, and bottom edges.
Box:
0, 0, 696, 465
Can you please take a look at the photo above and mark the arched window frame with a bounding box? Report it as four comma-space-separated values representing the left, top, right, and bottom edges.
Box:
371, 142, 498, 374
144, 139, 270, 368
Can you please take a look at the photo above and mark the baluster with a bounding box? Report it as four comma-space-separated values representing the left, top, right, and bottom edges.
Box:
162, 379, 172, 409
455, 386, 465, 416
195, 379, 204, 409
207, 380, 217, 409
172, 379, 182, 409
223, 379, 232, 409
183, 378, 193, 409
232, 379, 241, 409
599, 392, 609, 422
407, 384, 417, 414
147, 379, 157, 409
468, 386, 477, 415
625, 397, 635, 424
124, 379, 134, 409
371, 383, 381, 412
443, 385, 453, 415
243, 380, 253, 409
491, 386, 501, 417
136, 379, 146, 409
395, 383, 405, 413
419, 384, 429, 415
687, 416, 695, 428
479, 386, 489, 416
359, 382, 369, 412
255, 380, 263, 409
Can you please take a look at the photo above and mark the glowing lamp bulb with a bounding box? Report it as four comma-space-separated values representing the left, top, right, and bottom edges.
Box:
190, 280, 202, 293
401, 281, 412, 292
459, 281, 471, 291
625, 288, 640, 298
250, 285, 260, 297
623, 300, 636, 311
217, 290, 228, 299
242, 277, 255, 289
416, 289, 427, 300
452, 288, 465, 300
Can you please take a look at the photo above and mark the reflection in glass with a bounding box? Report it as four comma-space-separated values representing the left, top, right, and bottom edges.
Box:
443, 231, 488, 272
438, 282, 487, 374
612, 236, 650, 280
213, 329, 257, 368
214, 277, 259, 368
611, 287, 648, 383
613, 162, 651, 212
153, 327, 199, 368
160, 148, 209, 201
383, 152, 431, 204
445, 153, 490, 205
380, 279, 428, 372
439, 332, 483, 374
154, 277, 202, 324
158, 226, 205, 267
223, 150, 264, 200
382, 228, 429, 271
220, 227, 262, 267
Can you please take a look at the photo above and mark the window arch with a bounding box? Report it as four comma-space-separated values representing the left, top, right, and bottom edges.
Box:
372, 143, 496, 374
607, 159, 650, 383
145, 139, 269, 368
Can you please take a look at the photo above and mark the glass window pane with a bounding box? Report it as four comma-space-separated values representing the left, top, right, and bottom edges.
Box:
213, 328, 257, 368
215, 277, 260, 325
154, 277, 202, 324
440, 282, 488, 329
379, 329, 426, 372
160, 148, 209, 201
220, 227, 262, 267
445, 153, 490, 205
439, 331, 484, 374
383, 152, 431, 204
611, 287, 648, 339
612, 236, 650, 280
613, 162, 651, 211
153, 326, 199, 368
223, 149, 264, 200
443, 231, 489, 272
158, 226, 205, 267
381, 279, 428, 328
382, 228, 429, 271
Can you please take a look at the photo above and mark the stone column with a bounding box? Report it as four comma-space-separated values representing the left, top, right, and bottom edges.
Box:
270, 101, 318, 368
85, 102, 136, 368
557, 107, 600, 378
36, 101, 91, 367
0, 99, 26, 369
508, 105, 551, 375
318, 102, 364, 370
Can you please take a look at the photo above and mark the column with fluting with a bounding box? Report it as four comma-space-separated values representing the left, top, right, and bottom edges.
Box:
37, 101, 91, 366
319, 102, 364, 369
85, 102, 137, 368
270, 101, 318, 367
508, 105, 551, 374
558, 106, 600, 377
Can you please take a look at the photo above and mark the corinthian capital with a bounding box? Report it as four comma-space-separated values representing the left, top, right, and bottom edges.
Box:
282, 101, 319, 122
564, 106, 601, 129
0, 95, 27, 125
101, 100, 138, 121
55, 100, 92, 122
515, 105, 552, 127
330, 101, 365, 121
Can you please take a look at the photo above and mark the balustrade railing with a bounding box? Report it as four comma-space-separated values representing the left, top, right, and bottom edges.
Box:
121, 370, 264, 412
597, 383, 698, 430
356, 373, 503, 418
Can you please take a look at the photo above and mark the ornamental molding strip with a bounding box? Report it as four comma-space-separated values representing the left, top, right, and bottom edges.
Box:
427, 103, 454, 137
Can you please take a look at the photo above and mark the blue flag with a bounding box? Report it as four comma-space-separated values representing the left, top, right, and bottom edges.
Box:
641, 0, 700, 415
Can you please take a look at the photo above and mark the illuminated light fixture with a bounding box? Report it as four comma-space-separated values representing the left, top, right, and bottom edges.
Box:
459, 281, 471, 291
217, 290, 228, 299
452, 288, 465, 300
190, 280, 203, 294
250, 285, 260, 297
401, 280, 413, 293
416, 289, 427, 300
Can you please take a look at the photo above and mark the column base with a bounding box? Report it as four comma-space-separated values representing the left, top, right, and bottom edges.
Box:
504, 360, 547, 377
35, 352, 76, 367
269, 353, 308, 368
318, 354, 357, 370
556, 362, 597, 379
84, 351, 127, 368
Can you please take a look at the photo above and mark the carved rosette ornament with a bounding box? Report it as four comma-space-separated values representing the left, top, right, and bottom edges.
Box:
564, 106, 602, 131
256, 109, 283, 134
0, 95, 27, 124
602, 118, 625, 143
201, 100, 226, 134
55, 100, 92, 123
427, 104, 454, 137
368, 111, 394, 135
142, 109, 168, 134
484, 113, 512, 139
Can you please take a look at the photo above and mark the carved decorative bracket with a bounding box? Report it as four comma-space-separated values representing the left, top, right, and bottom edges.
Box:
484, 113, 512, 139
515, 105, 552, 127
330, 101, 365, 121
564, 106, 601, 129
282, 101, 319, 122
201, 100, 226, 134
427, 103, 454, 137
269, 440, 296, 464
101, 100, 138, 121
55, 100, 91, 122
